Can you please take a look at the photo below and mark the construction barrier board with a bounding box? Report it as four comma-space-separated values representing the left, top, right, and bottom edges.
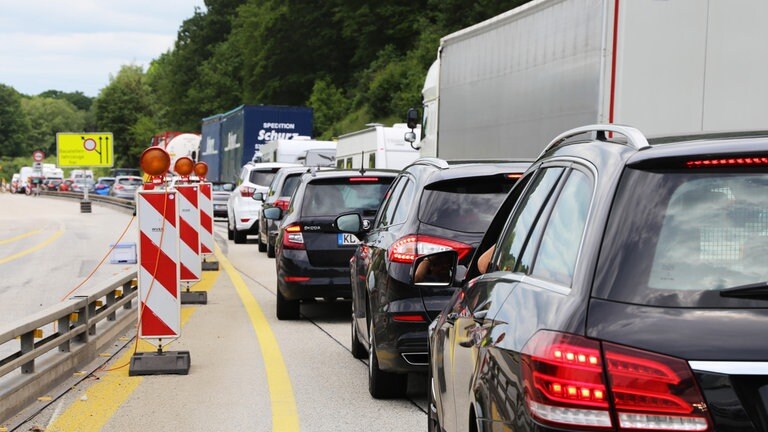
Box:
198, 182, 214, 256
176, 184, 202, 282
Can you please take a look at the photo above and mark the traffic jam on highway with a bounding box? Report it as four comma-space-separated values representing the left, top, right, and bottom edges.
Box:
3, 1, 768, 431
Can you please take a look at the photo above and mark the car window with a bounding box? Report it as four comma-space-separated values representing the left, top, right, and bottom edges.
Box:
248, 169, 280, 186
419, 176, 517, 233
391, 179, 415, 225
495, 168, 564, 273
301, 178, 393, 217
594, 169, 768, 307
280, 175, 302, 198
530, 169, 592, 286
375, 177, 406, 228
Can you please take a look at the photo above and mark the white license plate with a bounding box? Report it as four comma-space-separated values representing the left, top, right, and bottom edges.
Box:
338, 233, 360, 246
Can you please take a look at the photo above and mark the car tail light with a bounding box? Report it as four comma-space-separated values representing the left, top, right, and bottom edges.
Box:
686, 156, 768, 168
240, 186, 255, 197
282, 224, 304, 249
114, 184, 125, 190
349, 177, 379, 182
521, 331, 712, 431
274, 199, 290, 211
284, 276, 310, 282
392, 313, 427, 323
388, 234, 473, 264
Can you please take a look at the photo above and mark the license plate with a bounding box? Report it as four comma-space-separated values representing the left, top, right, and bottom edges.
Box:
338, 233, 360, 246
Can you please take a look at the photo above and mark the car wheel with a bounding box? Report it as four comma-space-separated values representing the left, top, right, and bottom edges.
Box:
368, 320, 407, 399
276, 287, 300, 320
350, 303, 366, 359
233, 228, 247, 244
267, 242, 276, 258
227, 218, 234, 240
257, 231, 267, 252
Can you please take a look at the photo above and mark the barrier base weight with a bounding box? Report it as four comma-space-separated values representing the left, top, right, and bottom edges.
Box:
129, 350, 191, 376
181, 291, 208, 305
202, 261, 219, 271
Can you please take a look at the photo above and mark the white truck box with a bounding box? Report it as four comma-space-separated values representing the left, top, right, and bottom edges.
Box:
258, 137, 336, 164
336, 124, 420, 170
427, 0, 768, 159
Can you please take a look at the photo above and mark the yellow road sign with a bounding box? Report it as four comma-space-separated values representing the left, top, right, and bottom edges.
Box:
56, 132, 114, 167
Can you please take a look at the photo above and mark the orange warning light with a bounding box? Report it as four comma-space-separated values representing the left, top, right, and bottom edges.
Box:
194, 162, 209, 178
174, 157, 195, 176
140, 147, 171, 176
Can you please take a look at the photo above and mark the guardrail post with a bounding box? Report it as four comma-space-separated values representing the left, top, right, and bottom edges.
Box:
123, 281, 135, 310
58, 315, 71, 353
21, 331, 35, 374
88, 300, 97, 336
107, 291, 117, 321
72, 296, 89, 343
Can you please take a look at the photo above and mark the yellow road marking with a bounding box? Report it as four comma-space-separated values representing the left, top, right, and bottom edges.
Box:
216, 244, 300, 432
47, 271, 219, 431
0, 229, 63, 265
0, 229, 42, 245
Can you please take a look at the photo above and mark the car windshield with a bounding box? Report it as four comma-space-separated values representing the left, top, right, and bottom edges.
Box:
594, 168, 768, 307
248, 169, 280, 186
212, 182, 234, 192
418, 176, 515, 233
301, 178, 392, 217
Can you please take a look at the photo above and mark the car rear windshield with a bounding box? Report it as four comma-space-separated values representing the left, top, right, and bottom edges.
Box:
419, 176, 516, 233
248, 169, 281, 186
301, 177, 393, 217
118, 178, 142, 186
594, 168, 768, 307
279, 174, 302, 198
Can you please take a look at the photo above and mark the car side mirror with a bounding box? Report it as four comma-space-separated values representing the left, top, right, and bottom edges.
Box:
253, 192, 264, 201
412, 250, 458, 286
263, 207, 282, 220
335, 212, 363, 233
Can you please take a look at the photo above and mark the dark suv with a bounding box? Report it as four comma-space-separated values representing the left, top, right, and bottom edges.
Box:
336, 158, 529, 398
428, 125, 768, 432
255, 166, 311, 257
265, 169, 398, 320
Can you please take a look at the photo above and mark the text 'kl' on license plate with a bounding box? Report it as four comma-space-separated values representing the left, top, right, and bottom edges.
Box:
338, 233, 360, 246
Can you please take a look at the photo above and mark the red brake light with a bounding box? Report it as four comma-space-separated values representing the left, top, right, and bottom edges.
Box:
282, 223, 304, 249
521, 331, 712, 431
114, 184, 125, 190
388, 234, 473, 264
506, 173, 523, 180
240, 186, 255, 197
349, 177, 379, 182
284, 276, 310, 282
274, 199, 290, 211
392, 314, 426, 323
686, 157, 768, 168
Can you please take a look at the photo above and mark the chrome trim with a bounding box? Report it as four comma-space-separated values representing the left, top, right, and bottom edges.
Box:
401, 352, 429, 366
541, 124, 650, 157
689, 361, 768, 375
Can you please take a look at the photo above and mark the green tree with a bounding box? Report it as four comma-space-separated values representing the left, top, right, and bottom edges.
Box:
37, 90, 93, 111
21, 96, 86, 155
93, 65, 153, 168
0, 84, 28, 158
307, 78, 350, 139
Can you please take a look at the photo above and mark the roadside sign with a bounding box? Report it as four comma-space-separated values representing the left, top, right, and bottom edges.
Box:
32, 150, 45, 162
56, 132, 114, 167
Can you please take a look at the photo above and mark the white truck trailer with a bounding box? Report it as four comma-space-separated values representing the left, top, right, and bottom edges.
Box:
257, 137, 336, 164
418, 0, 768, 159
336, 124, 420, 170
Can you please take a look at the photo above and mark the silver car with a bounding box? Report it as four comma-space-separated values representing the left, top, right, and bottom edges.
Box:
109, 175, 143, 200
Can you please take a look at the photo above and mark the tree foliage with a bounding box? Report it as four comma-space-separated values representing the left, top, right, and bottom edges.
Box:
0, 84, 28, 158
21, 97, 86, 155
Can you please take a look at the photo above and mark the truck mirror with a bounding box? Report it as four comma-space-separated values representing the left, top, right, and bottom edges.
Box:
406, 108, 419, 130
404, 131, 418, 144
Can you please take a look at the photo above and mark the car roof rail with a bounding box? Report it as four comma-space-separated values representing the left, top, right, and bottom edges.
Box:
540, 124, 650, 158
412, 157, 450, 169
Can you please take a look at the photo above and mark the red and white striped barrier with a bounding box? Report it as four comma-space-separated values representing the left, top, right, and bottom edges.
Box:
176, 184, 202, 282
137, 189, 181, 339
198, 182, 214, 256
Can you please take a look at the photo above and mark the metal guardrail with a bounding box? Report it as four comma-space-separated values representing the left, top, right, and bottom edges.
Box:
38, 190, 136, 212
0, 260, 139, 425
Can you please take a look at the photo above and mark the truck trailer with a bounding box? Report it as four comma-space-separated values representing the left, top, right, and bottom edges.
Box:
336, 124, 420, 170
199, 105, 313, 182
257, 137, 336, 165
419, 0, 768, 159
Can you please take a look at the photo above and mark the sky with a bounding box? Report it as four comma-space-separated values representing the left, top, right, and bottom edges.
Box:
0, 0, 206, 98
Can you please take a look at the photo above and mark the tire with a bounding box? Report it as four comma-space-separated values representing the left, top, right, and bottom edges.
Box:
267, 242, 276, 258
257, 231, 267, 252
227, 218, 234, 240
234, 228, 246, 244
350, 304, 366, 359
368, 321, 407, 398
276, 287, 299, 320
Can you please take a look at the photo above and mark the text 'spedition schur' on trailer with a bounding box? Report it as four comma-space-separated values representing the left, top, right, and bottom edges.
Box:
423, 0, 768, 159
335, 123, 420, 170
204, 105, 313, 182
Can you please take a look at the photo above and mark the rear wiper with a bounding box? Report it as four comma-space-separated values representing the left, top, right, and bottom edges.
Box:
719, 281, 768, 299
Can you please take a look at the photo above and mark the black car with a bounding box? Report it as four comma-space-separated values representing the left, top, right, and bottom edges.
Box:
265, 168, 398, 320
336, 158, 529, 398
255, 166, 312, 258
428, 124, 768, 432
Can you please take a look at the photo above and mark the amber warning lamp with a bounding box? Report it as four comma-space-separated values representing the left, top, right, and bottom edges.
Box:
174, 156, 195, 182
194, 161, 208, 181
140, 147, 171, 186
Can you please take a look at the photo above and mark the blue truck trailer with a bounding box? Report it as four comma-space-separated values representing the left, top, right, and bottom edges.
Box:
199, 105, 313, 182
